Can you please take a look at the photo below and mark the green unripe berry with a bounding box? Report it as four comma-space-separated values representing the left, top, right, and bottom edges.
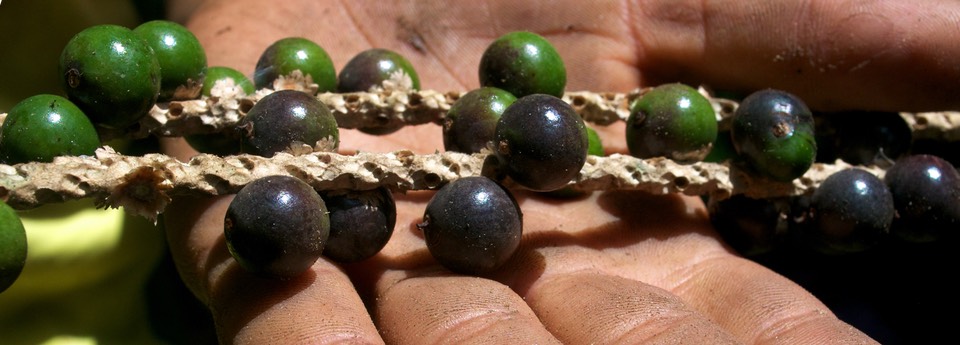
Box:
59, 24, 161, 129
202, 66, 255, 97
0, 200, 27, 294
238, 90, 339, 157
254, 37, 337, 92
0, 94, 100, 164
479, 31, 566, 98
585, 125, 605, 157
626, 83, 718, 163
134, 20, 208, 101
731, 89, 817, 182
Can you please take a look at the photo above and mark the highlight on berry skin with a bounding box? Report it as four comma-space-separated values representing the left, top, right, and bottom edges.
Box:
337, 48, 420, 93
796, 168, 894, 255
479, 31, 566, 98
0, 94, 100, 165
224, 175, 330, 278
133, 20, 208, 101
443, 86, 517, 154
494, 93, 589, 192
625, 83, 718, 164
731, 89, 817, 182
237, 89, 340, 157
59, 24, 161, 129
418, 176, 522, 275
253, 37, 337, 92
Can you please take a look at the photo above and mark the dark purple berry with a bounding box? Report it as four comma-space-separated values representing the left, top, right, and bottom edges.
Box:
224, 175, 330, 278
821, 111, 912, 166
708, 195, 789, 257
801, 168, 894, 254
884, 154, 960, 243
494, 94, 588, 192
321, 187, 397, 263
337, 48, 420, 92
237, 90, 339, 157
731, 89, 816, 181
417, 176, 522, 275
444, 87, 516, 154
133, 20, 207, 101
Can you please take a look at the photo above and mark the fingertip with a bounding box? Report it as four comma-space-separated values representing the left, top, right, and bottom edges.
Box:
162, 193, 383, 344
375, 275, 560, 344
209, 259, 382, 344
525, 272, 742, 344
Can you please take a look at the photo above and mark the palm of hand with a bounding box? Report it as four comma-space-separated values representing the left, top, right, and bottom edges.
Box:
162, 0, 960, 343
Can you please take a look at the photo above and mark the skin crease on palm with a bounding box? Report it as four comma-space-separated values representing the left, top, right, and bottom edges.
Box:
160, 0, 960, 344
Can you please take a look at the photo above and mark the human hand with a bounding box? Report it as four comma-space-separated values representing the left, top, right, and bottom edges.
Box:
162, 1, 960, 343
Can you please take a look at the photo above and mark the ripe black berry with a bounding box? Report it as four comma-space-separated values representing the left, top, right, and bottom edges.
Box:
818, 111, 912, 166
321, 187, 397, 263
731, 89, 816, 181
494, 94, 588, 192
237, 90, 339, 157
799, 168, 894, 254
337, 48, 420, 92
224, 175, 330, 278
443, 87, 517, 154
884, 154, 960, 243
418, 176, 522, 275
708, 195, 789, 257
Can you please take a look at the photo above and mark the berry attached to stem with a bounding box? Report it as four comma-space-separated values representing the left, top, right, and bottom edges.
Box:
494, 94, 588, 192
224, 175, 330, 278
418, 176, 522, 275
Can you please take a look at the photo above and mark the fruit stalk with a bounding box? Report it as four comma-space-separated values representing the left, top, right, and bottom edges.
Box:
0, 86, 956, 140
0, 145, 879, 221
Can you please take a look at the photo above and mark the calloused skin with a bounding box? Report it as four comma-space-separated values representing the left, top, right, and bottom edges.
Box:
162, 0, 960, 344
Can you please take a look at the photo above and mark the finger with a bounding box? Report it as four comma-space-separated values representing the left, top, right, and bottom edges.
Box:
375, 275, 560, 344
487, 191, 877, 344
529, 272, 741, 344
161, 139, 383, 344
632, 0, 960, 111
360, 191, 741, 344
187, 0, 643, 92
668, 254, 877, 344
339, 193, 560, 344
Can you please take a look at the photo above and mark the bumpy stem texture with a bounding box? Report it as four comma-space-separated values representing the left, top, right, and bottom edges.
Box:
0, 146, 877, 221
7, 78, 946, 140
0, 83, 952, 220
